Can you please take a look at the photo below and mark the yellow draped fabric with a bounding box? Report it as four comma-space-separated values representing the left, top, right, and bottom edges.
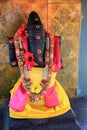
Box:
9, 67, 71, 119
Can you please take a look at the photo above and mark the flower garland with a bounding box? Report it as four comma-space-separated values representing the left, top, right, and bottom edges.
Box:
14, 33, 54, 102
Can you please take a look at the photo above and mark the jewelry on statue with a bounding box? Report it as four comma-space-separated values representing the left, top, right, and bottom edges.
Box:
14, 33, 54, 102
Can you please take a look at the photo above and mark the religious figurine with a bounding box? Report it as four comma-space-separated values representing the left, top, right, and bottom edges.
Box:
8, 11, 80, 130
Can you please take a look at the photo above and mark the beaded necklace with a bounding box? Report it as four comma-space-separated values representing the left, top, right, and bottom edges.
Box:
14, 34, 54, 102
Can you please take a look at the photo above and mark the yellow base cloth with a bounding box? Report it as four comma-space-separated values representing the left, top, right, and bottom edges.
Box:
9, 67, 71, 119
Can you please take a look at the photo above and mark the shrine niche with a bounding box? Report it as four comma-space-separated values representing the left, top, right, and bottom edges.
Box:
0, 0, 81, 104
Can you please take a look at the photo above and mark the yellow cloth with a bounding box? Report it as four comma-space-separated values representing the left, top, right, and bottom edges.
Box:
9, 67, 71, 119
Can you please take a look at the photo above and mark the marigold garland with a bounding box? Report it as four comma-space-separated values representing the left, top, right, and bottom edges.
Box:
14, 33, 54, 102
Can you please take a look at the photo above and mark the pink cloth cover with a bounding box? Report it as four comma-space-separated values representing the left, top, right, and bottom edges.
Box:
9, 83, 29, 112
44, 85, 60, 108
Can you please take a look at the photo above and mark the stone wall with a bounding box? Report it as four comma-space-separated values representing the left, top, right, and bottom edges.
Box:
0, 0, 81, 104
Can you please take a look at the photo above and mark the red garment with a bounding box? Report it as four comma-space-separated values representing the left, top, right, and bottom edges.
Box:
16, 24, 28, 52
53, 36, 62, 72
